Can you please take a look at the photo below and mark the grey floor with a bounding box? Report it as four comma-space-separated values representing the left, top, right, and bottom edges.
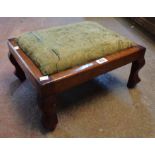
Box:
0, 17, 155, 137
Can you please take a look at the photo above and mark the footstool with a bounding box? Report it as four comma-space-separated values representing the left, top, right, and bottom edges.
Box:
8, 21, 146, 131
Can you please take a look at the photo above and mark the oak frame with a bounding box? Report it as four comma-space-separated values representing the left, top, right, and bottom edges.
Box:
8, 38, 146, 131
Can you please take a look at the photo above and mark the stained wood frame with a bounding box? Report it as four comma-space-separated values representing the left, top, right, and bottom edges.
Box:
8, 38, 146, 131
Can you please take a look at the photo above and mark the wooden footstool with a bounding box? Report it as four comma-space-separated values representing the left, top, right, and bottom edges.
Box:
8, 22, 146, 131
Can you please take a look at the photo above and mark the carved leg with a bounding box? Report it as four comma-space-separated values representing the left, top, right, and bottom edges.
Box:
39, 94, 58, 131
127, 56, 145, 88
8, 52, 26, 82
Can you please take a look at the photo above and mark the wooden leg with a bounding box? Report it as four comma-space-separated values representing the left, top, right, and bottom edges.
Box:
39, 94, 58, 131
8, 52, 26, 82
127, 56, 145, 88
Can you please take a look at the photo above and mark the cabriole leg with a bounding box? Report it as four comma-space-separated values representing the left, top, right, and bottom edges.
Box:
39, 94, 58, 131
127, 55, 145, 88
8, 52, 26, 82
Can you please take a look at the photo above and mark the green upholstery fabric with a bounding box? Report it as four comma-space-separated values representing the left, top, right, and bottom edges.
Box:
16, 21, 136, 75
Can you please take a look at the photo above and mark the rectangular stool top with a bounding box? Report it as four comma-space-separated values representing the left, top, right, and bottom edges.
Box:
16, 21, 136, 75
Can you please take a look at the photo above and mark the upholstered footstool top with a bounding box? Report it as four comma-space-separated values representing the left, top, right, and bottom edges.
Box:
16, 21, 136, 75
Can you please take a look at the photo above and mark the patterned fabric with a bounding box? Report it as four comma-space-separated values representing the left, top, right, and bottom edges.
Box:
16, 21, 136, 75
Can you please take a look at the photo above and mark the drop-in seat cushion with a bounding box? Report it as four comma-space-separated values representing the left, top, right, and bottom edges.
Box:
16, 21, 136, 75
